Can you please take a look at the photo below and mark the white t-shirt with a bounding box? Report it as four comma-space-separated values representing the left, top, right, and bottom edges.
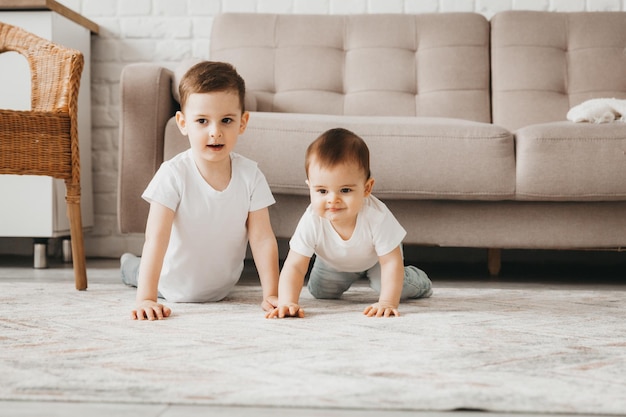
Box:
142, 150, 275, 302
289, 195, 406, 272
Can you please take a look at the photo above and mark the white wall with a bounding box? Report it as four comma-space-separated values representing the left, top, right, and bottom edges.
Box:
5, 0, 625, 258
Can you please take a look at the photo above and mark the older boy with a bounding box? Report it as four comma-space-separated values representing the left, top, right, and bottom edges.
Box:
122, 61, 279, 320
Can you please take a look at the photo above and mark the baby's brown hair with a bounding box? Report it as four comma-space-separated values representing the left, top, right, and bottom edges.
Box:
305, 128, 371, 180
178, 61, 246, 113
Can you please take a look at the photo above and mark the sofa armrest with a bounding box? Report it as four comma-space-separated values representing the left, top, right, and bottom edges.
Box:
118, 63, 178, 234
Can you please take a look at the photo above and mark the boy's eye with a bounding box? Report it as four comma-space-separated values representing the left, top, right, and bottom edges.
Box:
222, 118, 233, 124
196, 118, 207, 124
340, 188, 352, 193
317, 189, 327, 195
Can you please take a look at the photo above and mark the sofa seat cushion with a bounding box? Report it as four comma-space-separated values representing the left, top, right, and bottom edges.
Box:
516, 121, 626, 201
220, 112, 514, 201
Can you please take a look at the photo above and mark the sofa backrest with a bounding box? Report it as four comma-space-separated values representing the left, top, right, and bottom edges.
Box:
491, 11, 626, 131
210, 13, 491, 123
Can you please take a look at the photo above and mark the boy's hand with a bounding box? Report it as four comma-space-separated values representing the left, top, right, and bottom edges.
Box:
132, 300, 172, 320
265, 303, 305, 319
261, 295, 279, 312
363, 302, 400, 317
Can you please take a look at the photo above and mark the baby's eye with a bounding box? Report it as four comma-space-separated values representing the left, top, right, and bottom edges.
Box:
222, 117, 233, 124
340, 188, 352, 193
196, 118, 208, 124
317, 189, 328, 195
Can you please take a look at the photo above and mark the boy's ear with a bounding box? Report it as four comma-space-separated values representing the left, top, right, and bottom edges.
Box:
239, 111, 250, 134
175, 111, 187, 135
364, 178, 375, 196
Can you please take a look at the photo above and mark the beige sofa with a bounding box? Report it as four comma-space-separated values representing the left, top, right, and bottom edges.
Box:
118, 11, 626, 275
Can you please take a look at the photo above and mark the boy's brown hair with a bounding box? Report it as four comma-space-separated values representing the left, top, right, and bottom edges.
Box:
178, 61, 246, 113
305, 128, 371, 180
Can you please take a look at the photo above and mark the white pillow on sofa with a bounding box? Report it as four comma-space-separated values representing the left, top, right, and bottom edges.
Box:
567, 98, 626, 123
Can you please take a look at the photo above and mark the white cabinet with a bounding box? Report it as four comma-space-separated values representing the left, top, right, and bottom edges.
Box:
0, 3, 98, 261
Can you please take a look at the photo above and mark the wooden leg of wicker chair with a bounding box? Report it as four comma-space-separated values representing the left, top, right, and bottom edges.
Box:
66, 183, 88, 290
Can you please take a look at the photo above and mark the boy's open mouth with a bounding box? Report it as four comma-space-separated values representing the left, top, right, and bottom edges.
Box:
207, 144, 224, 149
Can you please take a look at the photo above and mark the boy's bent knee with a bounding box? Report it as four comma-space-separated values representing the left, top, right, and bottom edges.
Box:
121, 253, 141, 287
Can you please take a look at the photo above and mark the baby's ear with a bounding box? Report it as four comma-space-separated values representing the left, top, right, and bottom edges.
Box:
239, 111, 250, 134
364, 178, 375, 196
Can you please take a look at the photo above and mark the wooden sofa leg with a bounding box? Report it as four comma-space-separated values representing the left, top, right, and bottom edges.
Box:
487, 248, 501, 277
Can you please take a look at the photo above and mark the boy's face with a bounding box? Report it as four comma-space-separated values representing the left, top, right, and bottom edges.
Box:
306, 159, 374, 231
175, 91, 248, 167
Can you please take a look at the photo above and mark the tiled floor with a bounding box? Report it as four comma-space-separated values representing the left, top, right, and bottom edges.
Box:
0, 401, 604, 417
1, 253, 624, 417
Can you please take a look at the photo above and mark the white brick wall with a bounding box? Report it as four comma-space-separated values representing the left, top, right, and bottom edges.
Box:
4, 0, 623, 258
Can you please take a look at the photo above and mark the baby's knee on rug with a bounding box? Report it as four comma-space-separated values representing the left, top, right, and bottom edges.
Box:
307, 280, 347, 299
402, 266, 433, 300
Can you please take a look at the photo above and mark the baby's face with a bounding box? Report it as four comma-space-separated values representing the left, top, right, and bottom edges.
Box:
306, 159, 374, 231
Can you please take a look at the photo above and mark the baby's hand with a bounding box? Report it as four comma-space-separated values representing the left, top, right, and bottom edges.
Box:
363, 302, 399, 318
265, 303, 305, 319
261, 295, 279, 312
132, 300, 172, 320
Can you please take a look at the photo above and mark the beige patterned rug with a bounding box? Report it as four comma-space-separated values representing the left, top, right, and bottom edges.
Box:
1, 281, 625, 415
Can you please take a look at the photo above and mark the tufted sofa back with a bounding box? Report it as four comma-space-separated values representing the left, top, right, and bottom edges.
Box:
491, 11, 626, 131
210, 13, 491, 123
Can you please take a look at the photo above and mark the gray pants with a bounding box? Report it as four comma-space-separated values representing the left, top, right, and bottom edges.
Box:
120, 253, 141, 287
120, 253, 164, 299
307, 256, 432, 300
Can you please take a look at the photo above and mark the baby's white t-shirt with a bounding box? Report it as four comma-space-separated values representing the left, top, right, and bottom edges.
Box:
289, 195, 406, 272
142, 150, 275, 302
